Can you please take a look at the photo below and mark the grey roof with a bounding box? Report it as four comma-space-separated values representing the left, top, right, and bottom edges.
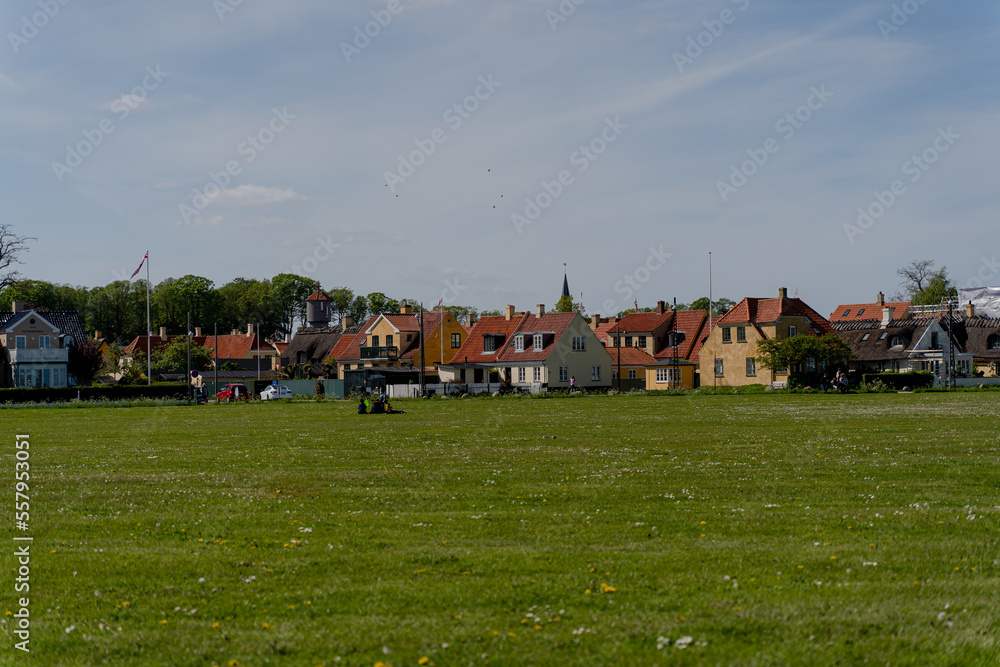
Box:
280, 324, 362, 373
833, 316, 1000, 362
0, 310, 86, 345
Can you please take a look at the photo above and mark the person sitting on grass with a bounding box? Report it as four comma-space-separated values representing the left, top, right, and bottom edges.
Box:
357, 397, 367, 414
370, 396, 386, 414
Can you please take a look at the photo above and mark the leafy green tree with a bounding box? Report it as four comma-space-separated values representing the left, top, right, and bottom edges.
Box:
895, 260, 957, 305
104, 342, 144, 385
268, 274, 319, 335
555, 294, 575, 313
756, 333, 853, 372
687, 297, 736, 314
349, 295, 368, 323
912, 269, 957, 306
479, 309, 502, 317
151, 336, 213, 373
68, 338, 105, 386
216, 278, 272, 333
366, 292, 399, 315
85, 280, 148, 344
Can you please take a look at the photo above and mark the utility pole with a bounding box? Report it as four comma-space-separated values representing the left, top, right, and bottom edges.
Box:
419, 303, 426, 396
616, 321, 621, 392
186, 312, 192, 401
214, 322, 218, 396
947, 299, 956, 388
672, 297, 678, 389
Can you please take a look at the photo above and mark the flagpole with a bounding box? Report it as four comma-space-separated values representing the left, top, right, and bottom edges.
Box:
708, 251, 713, 334
146, 250, 151, 385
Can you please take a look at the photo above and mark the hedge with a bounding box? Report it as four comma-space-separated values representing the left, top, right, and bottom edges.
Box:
0, 383, 190, 404
861, 372, 935, 390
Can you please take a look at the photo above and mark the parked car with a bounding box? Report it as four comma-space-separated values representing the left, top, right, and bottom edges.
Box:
260, 384, 293, 401
216, 383, 250, 402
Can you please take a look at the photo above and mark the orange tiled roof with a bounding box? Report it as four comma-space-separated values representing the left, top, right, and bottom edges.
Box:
719, 297, 833, 334
603, 345, 656, 366
496, 312, 581, 363
829, 301, 910, 322
448, 313, 532, 365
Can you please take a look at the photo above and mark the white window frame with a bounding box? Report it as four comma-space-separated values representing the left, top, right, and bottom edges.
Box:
627, 369, 637, 379
559, 366, 569, 382
533, 334, 543, 351
533, 366, 541, 382
514, 335, 524, 352
518, 366, 526, 383
788, 326, 797, 337
484, 336, 496, 352
572, 336, 586, 351
746, 357, 756, 377
715, 358, 724, 377
591, 365, 601, 381
451, 333, 461, 348
722, 328, 731, 343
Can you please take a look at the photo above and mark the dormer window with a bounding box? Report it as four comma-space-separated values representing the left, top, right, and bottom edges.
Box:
890, 336, 901, 347
484, 336, 496, 352
988, 335, 1000, 350
788, 326, 797, 337
637, 336, 647, 348
533, 334, 543, 351
514, 335, 524, 352
625, 336, 633, 347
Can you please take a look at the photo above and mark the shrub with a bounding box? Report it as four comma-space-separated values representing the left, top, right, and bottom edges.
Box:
861, 372, 934, 390
0, 383, 189, 404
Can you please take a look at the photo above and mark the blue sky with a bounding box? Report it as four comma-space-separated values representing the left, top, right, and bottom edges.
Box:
2, 0, 998, 318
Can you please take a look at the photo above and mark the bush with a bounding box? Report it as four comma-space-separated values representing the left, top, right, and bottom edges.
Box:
0, 383, 190, 404
861, 372, 934, 390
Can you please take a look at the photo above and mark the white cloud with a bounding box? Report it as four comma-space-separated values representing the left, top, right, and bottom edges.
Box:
210, 185, 308, 207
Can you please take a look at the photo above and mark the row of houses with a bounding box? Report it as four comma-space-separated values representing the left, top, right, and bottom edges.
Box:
4, 285, 1000, 389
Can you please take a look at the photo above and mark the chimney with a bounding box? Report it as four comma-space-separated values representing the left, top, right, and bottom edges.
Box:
590, 314, 600, 329
778, 287, 788, 299
94, 330, 102, 340
966, 301, 975, 318
505, 305, 515, 321
536, 304, 545, 318
12, 301, 26, 314
657, 300, 666, 315
195, 327, 202, 337
231, 329, 238, 336
880, 307, 893, 328
467, 313, 477, 327
400, 301, 413, 315
247, 323, 253, 338
160, 327, 168, 340
876, 292, 885, 307
343, 315, 354, 328
285, 333, 290, 343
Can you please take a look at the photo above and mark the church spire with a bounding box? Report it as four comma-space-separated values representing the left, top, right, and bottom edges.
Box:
562, 263, 570, 299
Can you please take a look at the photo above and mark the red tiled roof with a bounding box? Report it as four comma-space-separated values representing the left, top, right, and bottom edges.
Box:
400, 312, 443, 359
335, 315, 381, 362
829, 301, 910, 322
306, 290, 330, 302
603, 345, 656, 366
654, 310, 709, 363
719, 297, 833, 334
448, 313, 531, 365
496, 312, 582, 363
614, 312, 672, 332
336, 312, 447, 362
125, 333, 272, 360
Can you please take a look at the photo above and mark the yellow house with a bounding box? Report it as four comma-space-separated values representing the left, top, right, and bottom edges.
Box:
698, 288, 835, 387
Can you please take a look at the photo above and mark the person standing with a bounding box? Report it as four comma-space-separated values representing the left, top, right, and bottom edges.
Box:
570, 375, 576, 390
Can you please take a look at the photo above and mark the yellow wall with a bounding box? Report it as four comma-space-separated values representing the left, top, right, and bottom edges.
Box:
644, 364, 696, 390
698, 319, 809, 387
421, 313, 468, 366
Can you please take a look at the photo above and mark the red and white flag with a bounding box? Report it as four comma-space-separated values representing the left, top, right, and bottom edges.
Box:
634, 299, 639, 313
437, 298, 443, 309
130, 252, 148, 280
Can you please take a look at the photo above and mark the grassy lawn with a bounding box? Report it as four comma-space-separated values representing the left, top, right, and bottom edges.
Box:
3, 392, 999, 666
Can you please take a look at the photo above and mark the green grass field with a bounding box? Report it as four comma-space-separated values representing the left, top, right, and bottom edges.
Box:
3, 393, 999, 666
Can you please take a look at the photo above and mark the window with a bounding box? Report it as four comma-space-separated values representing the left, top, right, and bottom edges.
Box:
989, 335, 1000, 350
624, 336, 633, 347
656, 368, 681, 383
628, 369, 637, 379
407, 334, 413, 342
612, 368, 619, 380
15, 336, 26, 349
879, 332, 887, 340
533, 366, 541, 382
931, 332, 940, 349
372, 335, 379, 347
39, 336, 51, 349
385, 335, 393, 348
451, 333, 461, 348
842, 309, 851, 316
591, 365, 602, 381
637, 336, 646, 349
890, 336, 901, 347
746, 357, 756, 376
612, 336, 620, 347
514, 335, 524, 352
533, 334, 543, 351
736, 327, 746, 343
572, 336, 586, 351
806, 358, 816, 373
775, 364, 788, 374
722, 328, 731, 343
788, 326, 797, 337
861, 334, 870, 341
518, 367, 526, 382
559, 366, 569, 382
343, 364, 350, 371
484, 336, 496, 352
857, 309, 865, 316
715, 358, 724, 377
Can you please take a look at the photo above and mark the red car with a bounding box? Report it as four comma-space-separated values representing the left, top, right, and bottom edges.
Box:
216, 383, 250, 402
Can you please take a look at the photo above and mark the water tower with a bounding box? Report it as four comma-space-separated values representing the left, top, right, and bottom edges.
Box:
306, 290, 332, 328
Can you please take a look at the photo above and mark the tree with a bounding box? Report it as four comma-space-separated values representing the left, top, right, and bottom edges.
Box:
151, 337, 213, 373
444, 305, 477, 325
366, 292, 399, 315
756, 333, 853, 372
348, 295, 368, 323
268, 274, 319, 335
85, 281, 148, 344
68, 338, 106, 386
216, 278, 271, 333
687, 297, 736, 315
895, 259, 937, 299
0, 225, 35, 290
912, 269, 956, 306
103, 342, 144, 385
